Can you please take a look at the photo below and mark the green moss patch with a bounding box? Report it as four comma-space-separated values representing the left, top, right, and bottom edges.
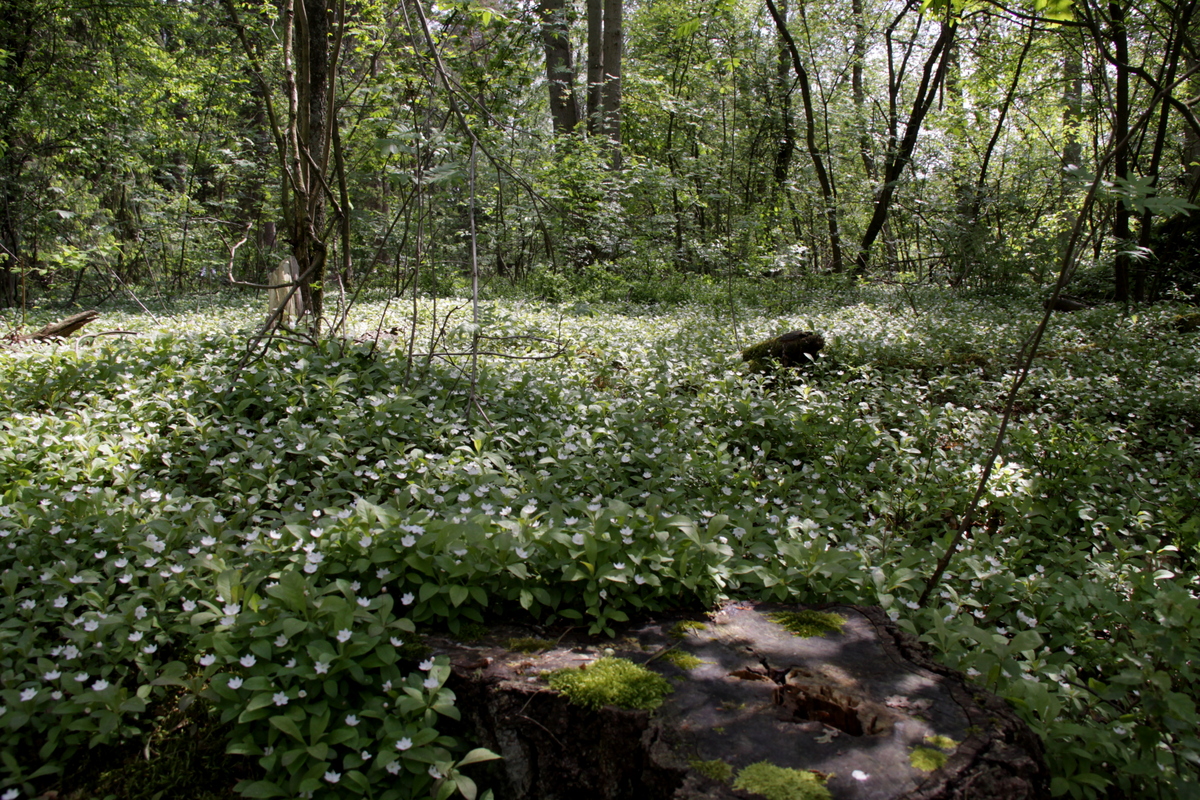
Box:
925, 734, 959, 751
732, 761, 832, 800
690, 758, 734, 783
508, 636, 556, 653
767, 610, 846, 638
544, 657, 673, 711
670, 619, 708, 638
910, 747, 948, 772
660, 649, 704, 670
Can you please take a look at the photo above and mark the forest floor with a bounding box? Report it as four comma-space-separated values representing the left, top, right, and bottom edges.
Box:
1, 284, 1198, 799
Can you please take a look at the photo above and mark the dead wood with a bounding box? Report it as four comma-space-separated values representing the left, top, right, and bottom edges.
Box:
16, 310, 101, 342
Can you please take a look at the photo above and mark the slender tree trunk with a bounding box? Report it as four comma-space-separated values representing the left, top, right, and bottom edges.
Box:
1057, 29, 1084, 275
854, 19, 957, 275
538, 0, 580, 134
601, 0, 622, 154
1136, 0, 1195, 300
765, 0, 843, 272
586, 0, 603, 135
851, 0, 875, 179
1110, 0, 1131, 303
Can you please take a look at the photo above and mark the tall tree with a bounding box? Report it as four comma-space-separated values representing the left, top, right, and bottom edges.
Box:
538, 0, 581, 133
853, 9, 957, 275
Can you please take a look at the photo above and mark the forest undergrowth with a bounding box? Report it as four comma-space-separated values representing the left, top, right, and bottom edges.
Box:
1, 284, 1198, 800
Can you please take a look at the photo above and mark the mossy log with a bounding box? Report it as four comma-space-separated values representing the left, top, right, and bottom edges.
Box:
429, 603, 1048, 800
1174, 311, 1200, 333
17, 310, 100, 342
742, 330, 825, 372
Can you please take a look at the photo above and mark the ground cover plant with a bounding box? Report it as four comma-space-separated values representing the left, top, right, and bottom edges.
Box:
1, 285, 1199, 799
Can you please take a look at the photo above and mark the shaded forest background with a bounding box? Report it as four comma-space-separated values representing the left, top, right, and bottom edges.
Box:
3, 0, 1200, 316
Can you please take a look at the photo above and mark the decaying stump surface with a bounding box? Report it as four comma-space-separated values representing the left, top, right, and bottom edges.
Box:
742, 331, 825, 372
15, 310, 100, 342
430, 603, 1049, 800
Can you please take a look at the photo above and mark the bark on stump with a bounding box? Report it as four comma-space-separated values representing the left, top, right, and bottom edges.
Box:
432, 603, 1048, 800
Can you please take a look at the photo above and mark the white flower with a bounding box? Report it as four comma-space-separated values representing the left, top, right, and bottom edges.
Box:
390, 637, 404, 647
53, 597, 67, 608
314, 662, 329, 675
74, 672, 89, 682
396, 737, 413, 751
142, 644, 158, 654
345, 714, 359, 726
419, 659, 434, 671
2, 788, 19, 800
83, 620, 99, 632
852, 770, 869, 781
199, 654, 215, 666
128, 631, 143, 642
223, 603, 241, 616
613, 562, 625, 570
19, 688, 36, 702
182, 600, 196, 612
428, 766, 442, 779
274, 635, 288, 647
134, 605, 148, 620
337, 629, 352, 643
401, 535, 416, 547
423, 676, 439, 689
92, 680, 109, 691
571, 533, 585, 545
227, 676, 244, 689
401, 593, 415, 605
386, 761, 402, 774
272, 692, 288, 706
324, 771, 341, 784
240, 654, 256, 668
357, 597, 370, 607
44, 670, 60, 681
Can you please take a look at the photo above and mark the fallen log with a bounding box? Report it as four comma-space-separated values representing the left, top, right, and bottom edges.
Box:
17, 310, 100, 342
742, 330, 825, 372
431, 603, 1049, 800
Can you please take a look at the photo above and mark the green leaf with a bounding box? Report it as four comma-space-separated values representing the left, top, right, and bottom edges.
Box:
270, 715, 306, 743
235, 781, 287, 798
457, 747, 502, 766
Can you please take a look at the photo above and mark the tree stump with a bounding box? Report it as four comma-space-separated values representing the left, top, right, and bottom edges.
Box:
16, 310, 100, 342
431, 603, 1049, 800
742, 331, 825, 372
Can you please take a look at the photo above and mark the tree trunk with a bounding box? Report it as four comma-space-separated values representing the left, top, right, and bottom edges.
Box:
538, 0, 581, 134
1057, 29, 1084, 275
601, 0, 622, 154
851, 0, 875, 178
586, 0, 604, 135
854, 19, 957, 275
765, 0, 843, 273
1110, 0, 1131, 303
